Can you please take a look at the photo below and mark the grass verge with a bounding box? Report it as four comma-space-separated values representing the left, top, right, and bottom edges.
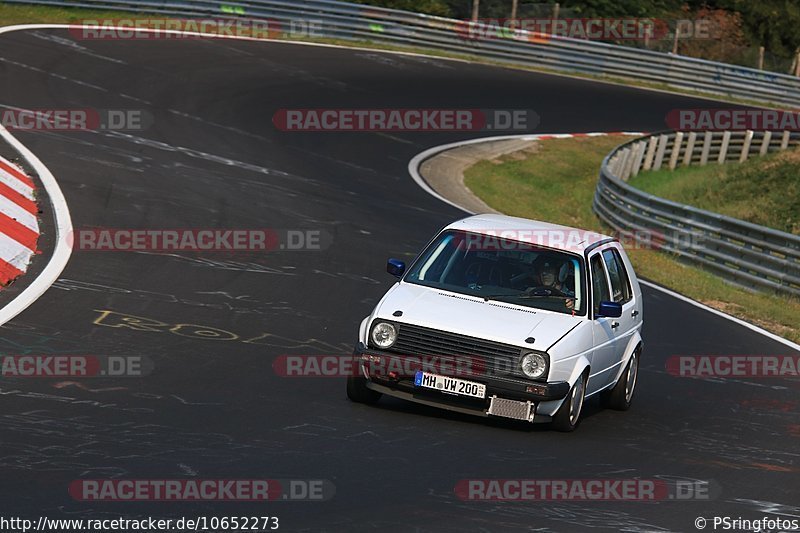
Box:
464, 135, 800, 344
0, 3, 131, 25
0, 2, 786, 110
629, 150, 800, 235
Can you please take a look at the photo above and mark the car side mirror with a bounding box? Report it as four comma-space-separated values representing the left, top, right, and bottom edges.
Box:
387, 258, 406, 278
597, 301, 622, 318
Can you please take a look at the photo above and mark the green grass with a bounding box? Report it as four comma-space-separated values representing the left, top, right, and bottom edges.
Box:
0, 2, 786, 110
630, 150, 800, 235
0, 3, 133, 24
464, 136, 800, 343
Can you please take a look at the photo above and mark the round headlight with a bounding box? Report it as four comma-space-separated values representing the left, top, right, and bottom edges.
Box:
520, 352, 547, 379
370, 322, 397, 349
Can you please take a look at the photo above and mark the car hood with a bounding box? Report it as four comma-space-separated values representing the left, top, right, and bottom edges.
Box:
374, 283, 582, 352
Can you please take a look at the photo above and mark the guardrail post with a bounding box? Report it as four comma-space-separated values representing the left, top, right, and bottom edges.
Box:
781, 130, 791, 150
609, 154, 620, 175
614, 153, 625, 176
614, 154, 624, 175
739, 130, 754, 162
668, 132, 684, 169
718, 131, 731, 164
642, 136, 658, 171
683, 132, 697, 166
621, 147, 635, 180
631, 141, 646, 177
699, 131, 713, 166
759, 131, 772, 155
653, 134, 669, 170
614, 151, 625, 178
471, 0, 480, 21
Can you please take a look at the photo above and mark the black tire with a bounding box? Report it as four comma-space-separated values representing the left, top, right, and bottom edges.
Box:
603, 347, 640, 411
552, 372, 587, 432
346, 375, 382, 405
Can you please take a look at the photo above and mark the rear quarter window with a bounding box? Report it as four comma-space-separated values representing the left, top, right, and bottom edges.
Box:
602, 248, 632, 304
590, 254, 610, 314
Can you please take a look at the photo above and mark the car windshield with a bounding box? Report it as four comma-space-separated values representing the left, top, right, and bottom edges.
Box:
404, 230, 587, 315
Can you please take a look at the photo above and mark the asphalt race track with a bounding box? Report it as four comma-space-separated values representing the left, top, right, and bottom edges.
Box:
0, 28, 798, 532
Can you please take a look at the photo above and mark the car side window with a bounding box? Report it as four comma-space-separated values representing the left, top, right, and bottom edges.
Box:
602, 249, 632, 304
590, 254, 610, 315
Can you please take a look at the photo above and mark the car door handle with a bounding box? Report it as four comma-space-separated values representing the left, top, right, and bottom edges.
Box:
611, 321, 619, 329
631, 310, 639, 318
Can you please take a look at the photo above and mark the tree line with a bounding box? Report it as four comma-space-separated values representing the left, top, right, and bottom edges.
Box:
351, 0, 800, 73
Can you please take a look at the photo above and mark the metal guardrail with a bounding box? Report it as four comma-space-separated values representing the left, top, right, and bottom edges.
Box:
6, 1, 799, 293
4, 0, 800, 107
594, 130, 800, 296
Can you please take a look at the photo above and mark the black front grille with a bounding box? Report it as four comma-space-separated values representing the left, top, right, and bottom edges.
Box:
387, 323, 522, 376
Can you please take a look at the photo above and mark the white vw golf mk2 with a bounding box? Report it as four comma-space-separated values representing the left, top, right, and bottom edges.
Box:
348, 214, 643, 431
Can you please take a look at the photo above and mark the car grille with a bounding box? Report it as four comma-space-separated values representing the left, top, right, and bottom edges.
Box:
387, 323, 522, 377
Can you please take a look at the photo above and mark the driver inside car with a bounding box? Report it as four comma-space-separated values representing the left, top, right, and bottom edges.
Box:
527, 258, 576, 310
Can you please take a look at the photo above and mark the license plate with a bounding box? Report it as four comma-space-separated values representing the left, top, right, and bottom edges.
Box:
414, 371, 486, 399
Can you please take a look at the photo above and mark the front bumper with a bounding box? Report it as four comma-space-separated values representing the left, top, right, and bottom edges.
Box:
353, 342, 570, 422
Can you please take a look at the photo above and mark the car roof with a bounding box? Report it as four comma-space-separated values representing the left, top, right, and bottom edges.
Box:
444, 214, 616, 254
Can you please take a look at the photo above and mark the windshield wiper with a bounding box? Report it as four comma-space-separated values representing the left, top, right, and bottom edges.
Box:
515, 294, 575, 300
479, 293, 564, 302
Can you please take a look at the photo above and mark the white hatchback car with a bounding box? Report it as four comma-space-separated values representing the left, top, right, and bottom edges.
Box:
347, 214, 643, 431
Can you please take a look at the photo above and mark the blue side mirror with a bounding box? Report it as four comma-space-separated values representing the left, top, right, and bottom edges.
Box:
387, 258, 406, 278
597, 301, 622, 318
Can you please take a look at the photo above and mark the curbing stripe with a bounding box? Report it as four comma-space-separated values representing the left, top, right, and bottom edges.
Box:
0, 259, 23, 285
0, 211, 38, 252
0, 164, 35, 199
0, 155, 36, 189
0, 231, 35, 273
0, 179, 38, 214
0, 192, 39, 232
0, 152, 39, 283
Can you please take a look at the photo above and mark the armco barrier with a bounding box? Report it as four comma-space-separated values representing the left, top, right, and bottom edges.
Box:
3, 0, 800, 107
593, 130, 800, 296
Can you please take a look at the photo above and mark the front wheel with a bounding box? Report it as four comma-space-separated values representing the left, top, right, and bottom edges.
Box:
346, 375, 382, 405
552, 372, 587, 432
603, 348, 639, 411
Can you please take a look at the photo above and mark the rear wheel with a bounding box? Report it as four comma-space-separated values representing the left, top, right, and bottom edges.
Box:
603, 347, 639, 411
346, 375, 382, 405
552, 372, 587, 432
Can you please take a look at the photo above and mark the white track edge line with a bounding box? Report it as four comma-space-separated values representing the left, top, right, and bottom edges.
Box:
407, 133, 800, 353
2, 23, 796, 350
0, 121, 73, 326
0, 24, 73, 326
